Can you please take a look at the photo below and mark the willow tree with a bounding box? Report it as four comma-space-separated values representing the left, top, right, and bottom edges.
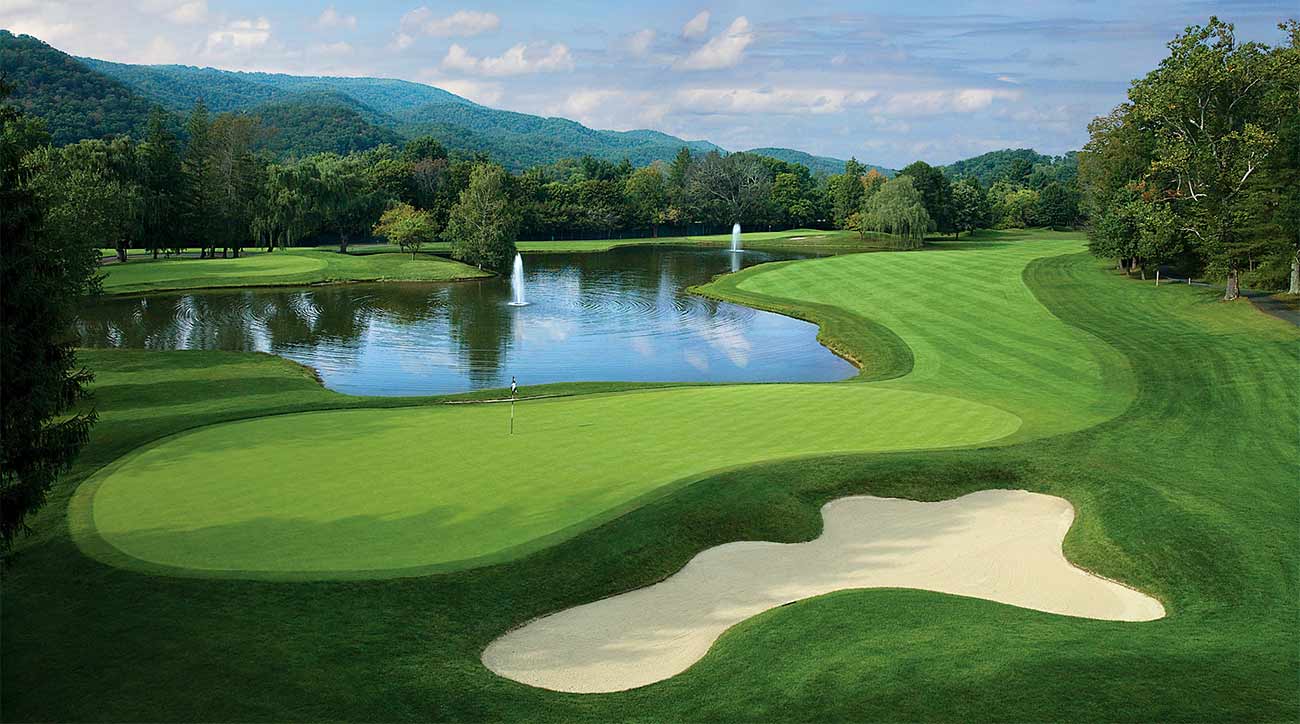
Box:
860, 176, 933, 249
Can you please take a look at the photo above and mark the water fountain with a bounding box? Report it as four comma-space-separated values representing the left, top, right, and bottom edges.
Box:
730, 223, 742, 253
508, 253, 529, 306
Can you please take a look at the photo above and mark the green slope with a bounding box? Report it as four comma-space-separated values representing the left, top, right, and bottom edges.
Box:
249, 91, 405, 157
78, 235, 1117, 577
0, 30, 162, 143
1, 231, 1296, 720
746, 147, 896, 177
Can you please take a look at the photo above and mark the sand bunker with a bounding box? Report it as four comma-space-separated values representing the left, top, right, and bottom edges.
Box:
482, 490, 1164, 693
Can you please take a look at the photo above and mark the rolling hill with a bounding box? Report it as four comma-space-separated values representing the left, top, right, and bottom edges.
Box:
744, 147, 895, 177
0, 30, 161, 144
6, 29, 904, 172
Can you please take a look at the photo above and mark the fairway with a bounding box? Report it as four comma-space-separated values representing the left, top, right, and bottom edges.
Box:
100, 248, 490, 295
84, 386, 1018, 575
79, 235, 1125, 577
10, 232, 1296, 721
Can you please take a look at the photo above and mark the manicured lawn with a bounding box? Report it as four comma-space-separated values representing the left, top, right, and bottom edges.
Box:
342, 228, 884, 256
2, 230, 1296, 721
78, 236, 1110, 578
98, 229, 880, 295
99, 248, 491, 295
79, 385, 1017, 576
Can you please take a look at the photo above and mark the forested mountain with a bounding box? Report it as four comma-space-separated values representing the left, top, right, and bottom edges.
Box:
746, 147, 895, 177
79, 58, 471, 115
0, 30, 161, 144
943, 148, 1076, 186
251, 92, 405, 157
8, 30, 898, 172
394, 103, 722, 169
77, 54, 724, 167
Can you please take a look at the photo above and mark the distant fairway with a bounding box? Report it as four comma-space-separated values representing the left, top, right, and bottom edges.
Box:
80, 235, 1125, 577
100, 248, 490, 294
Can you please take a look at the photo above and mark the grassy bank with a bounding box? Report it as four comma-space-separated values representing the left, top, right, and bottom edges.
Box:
77, 236, 1112, 578
98, 228, 879, 296
3, 231, 1296, 720
99, 248, 492, 295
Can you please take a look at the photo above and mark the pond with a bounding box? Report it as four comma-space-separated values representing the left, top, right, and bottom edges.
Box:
77, 246, 857, 396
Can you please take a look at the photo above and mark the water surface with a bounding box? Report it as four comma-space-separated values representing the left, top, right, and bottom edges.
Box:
78, 246, 856, 395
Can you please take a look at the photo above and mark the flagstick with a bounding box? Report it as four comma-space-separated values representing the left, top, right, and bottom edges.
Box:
510, 395, 515, 435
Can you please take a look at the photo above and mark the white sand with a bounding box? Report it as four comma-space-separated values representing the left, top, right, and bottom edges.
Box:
482, 489, 1164, 693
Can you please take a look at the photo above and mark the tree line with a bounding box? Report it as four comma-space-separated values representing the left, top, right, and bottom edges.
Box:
1080, 17, 1298, 297
24, 99, 1094, 274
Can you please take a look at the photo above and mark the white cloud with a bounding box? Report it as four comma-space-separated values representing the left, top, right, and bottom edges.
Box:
623, 28, 656, 56
137, 34, 182, 63
682, 10, 710, 39
674, 16, 752, 71
315, 6, 357, 30
134, 0, 206, 24
1, 14, 81, 43
830, 52, 847, 66
882, 88, 1022, 116
428, 78, 503, 105
442, 42, 574, 76
400, 8, 499, 39
310, 41, 353, 55
546, 89, 670, 130
204, 17, 272, 52
166, 0, 206, 24
672, 87, 877, 115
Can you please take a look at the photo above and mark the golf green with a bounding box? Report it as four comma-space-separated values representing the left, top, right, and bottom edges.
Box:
79, 235, 1121, 577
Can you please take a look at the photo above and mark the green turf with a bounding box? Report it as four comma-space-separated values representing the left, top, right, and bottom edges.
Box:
337, 228, 886, 256
98, 229, 880, 295
99, 248, 491, 295
79, 386, 1017, 576
77, 235, 1107, 577
2, 230, 1296, 720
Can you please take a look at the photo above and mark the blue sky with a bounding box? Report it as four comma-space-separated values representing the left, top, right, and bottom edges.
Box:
2, 0, 1293, 166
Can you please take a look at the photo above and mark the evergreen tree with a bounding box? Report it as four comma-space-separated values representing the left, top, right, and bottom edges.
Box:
0, 85, 100, 552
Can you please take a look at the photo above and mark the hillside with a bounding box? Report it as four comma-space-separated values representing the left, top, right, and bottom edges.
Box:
251, 92, 405, 157
943, 148, 1076, 185
9, 31, 901, 172
79, 58, 471, 116
0, 30, 161, 144
746, 147, 896, 177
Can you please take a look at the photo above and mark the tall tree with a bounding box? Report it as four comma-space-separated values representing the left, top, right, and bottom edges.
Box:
1, 86, 100, 552
1128, 17, 1293, 299
899, 160, 955, 235
446, 163, 520, 270
625, 165, 667, 236
1037, 181, 1080, 229
690, 151, 771, 227
138, 107, 182, 259
180, 99, 217, 257
207, 113, 261, 257
316, 153, 383, 254
951, 177, 990, 237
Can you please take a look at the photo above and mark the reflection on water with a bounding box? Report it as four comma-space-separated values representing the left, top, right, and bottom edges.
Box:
78, 246, 856, 395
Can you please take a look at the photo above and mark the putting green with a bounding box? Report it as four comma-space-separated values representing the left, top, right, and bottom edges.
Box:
80, 235, 1126, 578
85, 386, 1017, 575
